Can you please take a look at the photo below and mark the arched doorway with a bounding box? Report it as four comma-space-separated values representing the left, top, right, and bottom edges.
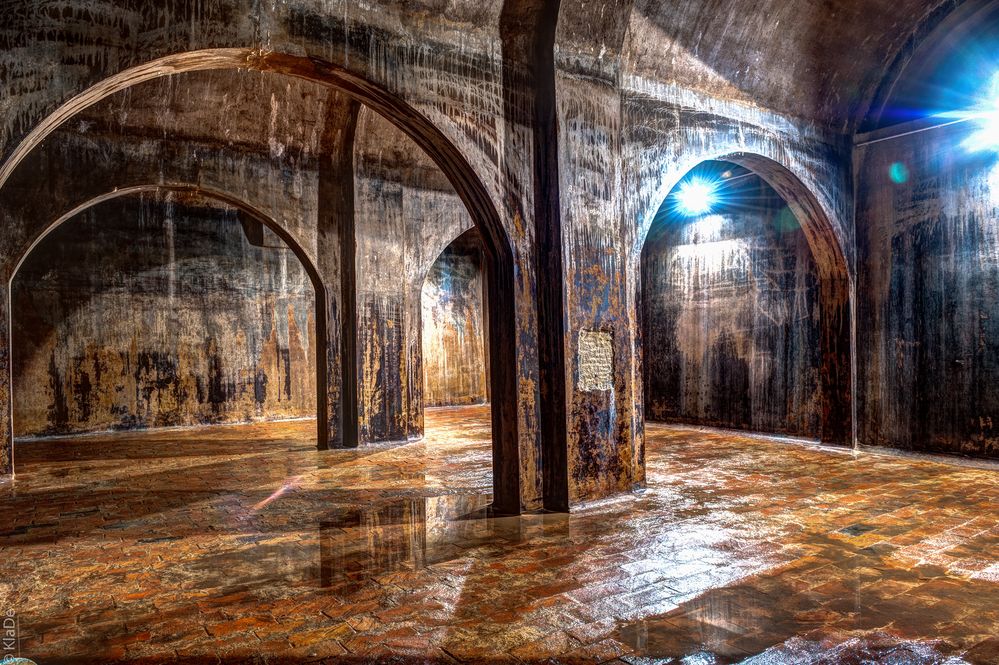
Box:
414, 227, 494, 491
0, 52, 521, 512
8, 184, 328, 456
421, 228, 490, 410
639, 156, 853, 445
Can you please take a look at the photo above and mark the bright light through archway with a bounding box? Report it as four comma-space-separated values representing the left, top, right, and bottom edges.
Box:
674, 178, 718, 216
954, 72, 999, 151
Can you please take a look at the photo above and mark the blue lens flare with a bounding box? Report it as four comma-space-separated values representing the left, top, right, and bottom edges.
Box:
674, 178, 718, 216
956, 72, 999, 152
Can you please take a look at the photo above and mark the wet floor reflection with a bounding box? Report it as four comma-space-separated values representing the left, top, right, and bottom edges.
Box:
3, 407, 998, 663
614, 570, 978, 663
318, 494, 522, 586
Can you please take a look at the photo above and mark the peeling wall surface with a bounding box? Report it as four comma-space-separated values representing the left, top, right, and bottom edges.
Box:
856, 122, 999, 459
422, 231, 488, 407
642, 172, 821, 437
12, 193, 315, 437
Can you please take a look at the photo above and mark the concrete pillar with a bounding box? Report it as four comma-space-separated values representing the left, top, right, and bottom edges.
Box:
405, 282, 425, 440
317, 94, 360, 449
354, 171, 410, 443
821, 277, 854, 446
0, 282, 11, 476
500, 0, 565, 512
554, 74, 639, 505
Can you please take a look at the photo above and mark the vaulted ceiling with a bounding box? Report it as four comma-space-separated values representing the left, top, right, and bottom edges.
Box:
558, 0, 983, 131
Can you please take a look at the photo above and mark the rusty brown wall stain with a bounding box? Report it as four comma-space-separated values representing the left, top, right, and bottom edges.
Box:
11, 192, 316, 437
642, 169, 822, 437
421, 231, 488, 407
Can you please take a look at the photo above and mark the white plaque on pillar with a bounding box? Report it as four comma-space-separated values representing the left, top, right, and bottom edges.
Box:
578, 330, 613, 392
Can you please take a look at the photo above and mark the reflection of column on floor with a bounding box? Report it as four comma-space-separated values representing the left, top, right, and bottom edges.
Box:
319, 494, 514, 586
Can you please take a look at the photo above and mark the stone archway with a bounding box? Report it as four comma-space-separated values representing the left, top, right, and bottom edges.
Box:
637, 154, 854, 446
0, 50, 522, 513
6, 183, 330, 472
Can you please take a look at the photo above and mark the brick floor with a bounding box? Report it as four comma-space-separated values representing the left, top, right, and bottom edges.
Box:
1, 406, 998, 663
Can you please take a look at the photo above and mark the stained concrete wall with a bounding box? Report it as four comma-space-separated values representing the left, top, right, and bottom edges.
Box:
856, 121, 999, 458
11, 192, 315, 437
8, 102, 479, 445
353, 109, 477, 442
422, 231, 488, 407
553, 4, 857, 503
546, 0, 926, 505
0, 1, 544, 513
642, 173, 821, 437
3, 0, 983, 506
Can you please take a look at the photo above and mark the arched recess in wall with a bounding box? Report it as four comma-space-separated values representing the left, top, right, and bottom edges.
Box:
637, 154, 853, 446
861, 0, 999, 132
8, 183, 329, 458
420, 227, 490, 410
0, 49, 521, 513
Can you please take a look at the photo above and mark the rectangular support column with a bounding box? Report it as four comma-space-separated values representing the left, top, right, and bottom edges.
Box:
820, 277, 854, 446
354, 173, 408, 443
317, 94, 360, 449
405, 283, 425, 440
0, 283, 11, 476
312, 286, 337, 449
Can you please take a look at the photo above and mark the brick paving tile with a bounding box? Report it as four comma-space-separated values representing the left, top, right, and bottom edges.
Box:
3, 405, 998, 663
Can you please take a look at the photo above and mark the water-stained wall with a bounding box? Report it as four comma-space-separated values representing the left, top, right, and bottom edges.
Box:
422, 230, 489, 407
12, 192, 315, 437
353, 109, 477, 443
0, 1, 544, 513
856, 121, 999, 458
2, 0, 967, 501
642, 170, 822, 437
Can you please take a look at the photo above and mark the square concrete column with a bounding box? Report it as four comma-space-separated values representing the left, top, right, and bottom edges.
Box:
820, 277, 854, 446
317, 95, 360, 449
0, 283, 12, 476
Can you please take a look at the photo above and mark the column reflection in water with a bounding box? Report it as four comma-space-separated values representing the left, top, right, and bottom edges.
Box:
319, 493, 512, 587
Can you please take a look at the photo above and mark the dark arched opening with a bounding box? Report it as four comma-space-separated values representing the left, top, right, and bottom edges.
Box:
8, 184, 328, 458
639, 157, 853, 445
